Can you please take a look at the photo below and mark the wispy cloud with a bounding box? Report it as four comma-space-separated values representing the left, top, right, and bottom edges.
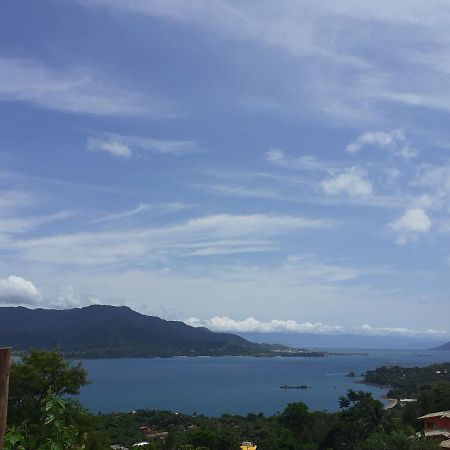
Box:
0, 57, 177, 117
73, 0, 450, 123
87, 133, 204, 158
0, 210, 74, 234
91, 202, 188, 224
346, 129, 417, 159
10, 214, 331, 266
265, 148, 335, 173
196, 163, 407, 209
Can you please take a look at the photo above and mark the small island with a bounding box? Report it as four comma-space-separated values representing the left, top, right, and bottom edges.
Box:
280, 384, 310, 389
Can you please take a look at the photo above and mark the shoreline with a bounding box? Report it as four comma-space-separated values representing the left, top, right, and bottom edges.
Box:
384, 397, 398, 409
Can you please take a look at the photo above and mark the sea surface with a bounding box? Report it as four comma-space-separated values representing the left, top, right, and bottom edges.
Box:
78, 349, 450, 416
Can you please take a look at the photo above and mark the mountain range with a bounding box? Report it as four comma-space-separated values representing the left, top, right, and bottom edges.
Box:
0, 305, 316, 358
237, 332, 447, 350
433, 341, 450, 351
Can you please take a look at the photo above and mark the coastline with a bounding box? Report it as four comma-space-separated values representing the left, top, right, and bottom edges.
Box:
384, 398, 398, 409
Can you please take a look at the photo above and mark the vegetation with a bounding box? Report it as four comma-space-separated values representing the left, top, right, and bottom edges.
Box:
362, 362, 450, 398
4, 351, 448, 450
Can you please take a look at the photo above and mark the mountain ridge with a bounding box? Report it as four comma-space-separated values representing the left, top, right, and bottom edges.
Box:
0, 305, 320, 358
433, 341, 450, 351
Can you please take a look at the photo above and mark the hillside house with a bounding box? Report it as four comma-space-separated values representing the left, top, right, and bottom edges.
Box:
419, 411, 450, 433
240, 442, 257, 450
418, 411, 450, 446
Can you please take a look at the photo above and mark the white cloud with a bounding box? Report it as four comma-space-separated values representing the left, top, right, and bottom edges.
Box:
87, 134, 203, 158
389, 208, 432, 244
322, 167, 373, 196
56, 285, 101, 309
0, 276, 41, 305
185, 316, 345, 334
87, 138, 132, 158
185, 316, 448, 337
346, 129, 417, 159
413, 164, 450, 210
0, 57, 176, 117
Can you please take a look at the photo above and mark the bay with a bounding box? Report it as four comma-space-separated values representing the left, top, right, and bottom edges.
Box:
78, 349, 450, 416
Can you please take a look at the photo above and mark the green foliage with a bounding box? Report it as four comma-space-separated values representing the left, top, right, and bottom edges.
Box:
358, 429, 441, 450
362, 363, 450, 398
323, 390, 391, 449
278, 402, 311, 440
8, 349, 88, 425
5, 393, 85, 450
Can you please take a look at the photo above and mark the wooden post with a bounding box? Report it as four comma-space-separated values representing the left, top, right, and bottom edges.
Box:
0, 348, 11, 450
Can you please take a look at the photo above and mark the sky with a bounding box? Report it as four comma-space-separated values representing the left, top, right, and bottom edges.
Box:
0, 0, 449, 339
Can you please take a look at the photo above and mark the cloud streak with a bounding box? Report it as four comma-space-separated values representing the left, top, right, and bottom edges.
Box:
0, 57, 177, 117
91, 202, 188, 224
9, 214, 331, 266
87, 134, 204, 158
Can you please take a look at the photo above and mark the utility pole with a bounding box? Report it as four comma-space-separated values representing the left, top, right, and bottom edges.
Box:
0, 348, 11, 450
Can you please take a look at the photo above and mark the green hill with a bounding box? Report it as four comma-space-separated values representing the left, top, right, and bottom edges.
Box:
0, 305, 318, 358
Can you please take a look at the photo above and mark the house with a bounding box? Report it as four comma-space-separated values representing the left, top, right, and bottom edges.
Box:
418, 411, 450, 433
399, 398, 417, 406
140, 425, 169, 440
240, 442, 257, 450
140, 425, 155, 434
418, 411, 450, 446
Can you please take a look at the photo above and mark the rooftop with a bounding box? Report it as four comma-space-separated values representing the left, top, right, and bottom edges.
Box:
418, 411, 450, 420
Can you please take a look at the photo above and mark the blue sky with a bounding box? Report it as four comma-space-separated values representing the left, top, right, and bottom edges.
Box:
1, 0, 449, 338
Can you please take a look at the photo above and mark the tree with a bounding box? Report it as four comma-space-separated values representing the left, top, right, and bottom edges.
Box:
358, 429, 441, 450
325, 390, 391, 449
182, 428, 240, 450
8, 350, 88, 425
4, 351, 101, 450
278, 402, 311, 441
5, 393, 86, 450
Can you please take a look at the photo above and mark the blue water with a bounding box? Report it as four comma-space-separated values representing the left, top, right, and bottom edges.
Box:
78, 349, 450, 416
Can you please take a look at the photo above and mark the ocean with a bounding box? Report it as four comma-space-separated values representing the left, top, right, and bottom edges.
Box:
77, 349, 450, 416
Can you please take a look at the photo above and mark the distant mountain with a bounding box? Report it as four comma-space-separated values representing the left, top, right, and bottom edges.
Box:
433, 341, 450, 351
237, 332, 447, 350
0, 305, 315, 358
